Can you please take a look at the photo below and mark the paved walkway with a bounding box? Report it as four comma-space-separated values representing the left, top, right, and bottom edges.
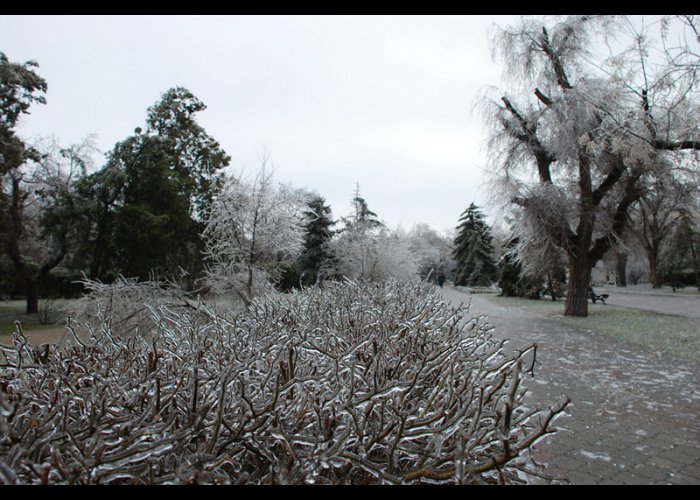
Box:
597, 286, 700, 319
439, 287, 700, 484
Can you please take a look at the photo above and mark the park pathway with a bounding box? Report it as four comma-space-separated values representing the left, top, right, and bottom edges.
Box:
604, 286, 700, 319
439, 287, 700, 485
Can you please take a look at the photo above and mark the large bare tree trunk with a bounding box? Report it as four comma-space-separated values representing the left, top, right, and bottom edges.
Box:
24, 279, 39, 314
565, 252, 591, 317
615, 252, 627, 287
648, 254, 663, 288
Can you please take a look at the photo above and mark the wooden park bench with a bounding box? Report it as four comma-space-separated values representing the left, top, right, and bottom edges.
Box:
588, 288, 609, 305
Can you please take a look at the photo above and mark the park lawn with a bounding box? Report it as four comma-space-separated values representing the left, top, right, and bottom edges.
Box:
0, 300, 62, 339
484, 295, 700, 363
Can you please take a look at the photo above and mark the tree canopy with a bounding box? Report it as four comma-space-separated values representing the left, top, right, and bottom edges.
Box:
74, 87, 230, 284
202, 153, 308, 306
0, 52, 47, 174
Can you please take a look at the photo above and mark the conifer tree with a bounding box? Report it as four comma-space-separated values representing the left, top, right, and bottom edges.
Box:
452, 203, 498, 286
341, 183, 383, 233
73, 87, 230, 284
0, 52, 47, 175
497, 236, 543, 298
297, 195, 338, 287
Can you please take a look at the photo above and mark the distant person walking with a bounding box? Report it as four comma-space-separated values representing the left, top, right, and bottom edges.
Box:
437, 274, 446, 288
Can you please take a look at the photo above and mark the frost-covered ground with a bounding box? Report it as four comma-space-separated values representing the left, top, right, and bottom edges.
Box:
440, 287, 700, 485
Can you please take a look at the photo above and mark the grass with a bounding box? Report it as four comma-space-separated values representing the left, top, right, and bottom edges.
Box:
483, 295, 700, 363
0, 300, 64, 339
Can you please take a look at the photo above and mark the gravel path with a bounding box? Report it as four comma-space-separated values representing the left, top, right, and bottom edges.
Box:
439, 287, 700, 485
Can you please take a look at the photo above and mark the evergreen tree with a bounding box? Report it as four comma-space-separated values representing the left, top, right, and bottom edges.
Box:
341, 184, 383, 233
110, 133, 199, 282
144, 87, 229, 221
0, 52, 47, 175
497, 237, 522, 297
70, 161, 124, 281
662, 213, 700, 289
497, 236, 543, 299
297, 195, 338, 287
73, 88, 230, 285
452, 203, 498, 286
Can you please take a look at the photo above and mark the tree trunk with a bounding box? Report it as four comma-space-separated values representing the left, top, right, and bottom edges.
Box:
6, 173, 66, 316
241, 265, 254, 309
648, 254, 663, 288
546, 273, 557, 301
25, 278, 39, 314
564, 252, 591, 317
615, 252, 628, 287
690, 237, 700, 292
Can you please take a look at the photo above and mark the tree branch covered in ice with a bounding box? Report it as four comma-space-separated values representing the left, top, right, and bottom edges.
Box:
332, 227, 420, 282
1, 280, 568, 484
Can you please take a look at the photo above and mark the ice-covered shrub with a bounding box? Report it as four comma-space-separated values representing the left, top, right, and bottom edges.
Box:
67, 275, 203, 340
37, 298, 68, 326
0, 280, 568, 484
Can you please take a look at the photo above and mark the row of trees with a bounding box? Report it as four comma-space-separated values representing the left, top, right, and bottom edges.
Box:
5, 15, 699, 316
1, 51, 456, 311
450, 194, 700, 302
203, 171, 455, 307
1, 67, 232, 311
450, 203, 565, 300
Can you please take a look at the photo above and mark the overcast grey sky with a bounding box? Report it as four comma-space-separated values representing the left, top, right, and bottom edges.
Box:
0, 15, 523, 233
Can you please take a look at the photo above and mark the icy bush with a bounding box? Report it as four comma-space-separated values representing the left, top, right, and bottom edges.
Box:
67, 275, 203, 339
0, 280, 568, 484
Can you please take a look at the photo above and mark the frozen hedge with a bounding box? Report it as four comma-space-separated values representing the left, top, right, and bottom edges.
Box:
0, 280, 568, 484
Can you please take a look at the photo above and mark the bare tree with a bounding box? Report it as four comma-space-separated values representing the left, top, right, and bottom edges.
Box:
480, 15, 700, 316
332, 226, 420, 282
331, 188, 420, 282
202, 150, 308, 307
405, 223, 455, 282
627, 163, 698, 287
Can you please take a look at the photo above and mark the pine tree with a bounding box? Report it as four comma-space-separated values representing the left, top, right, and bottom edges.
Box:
297, 195, 338, 287
342, 183, 383, 233
662, 213, 700, 290
0, 52, 47, 175
452, 203, 498, 286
